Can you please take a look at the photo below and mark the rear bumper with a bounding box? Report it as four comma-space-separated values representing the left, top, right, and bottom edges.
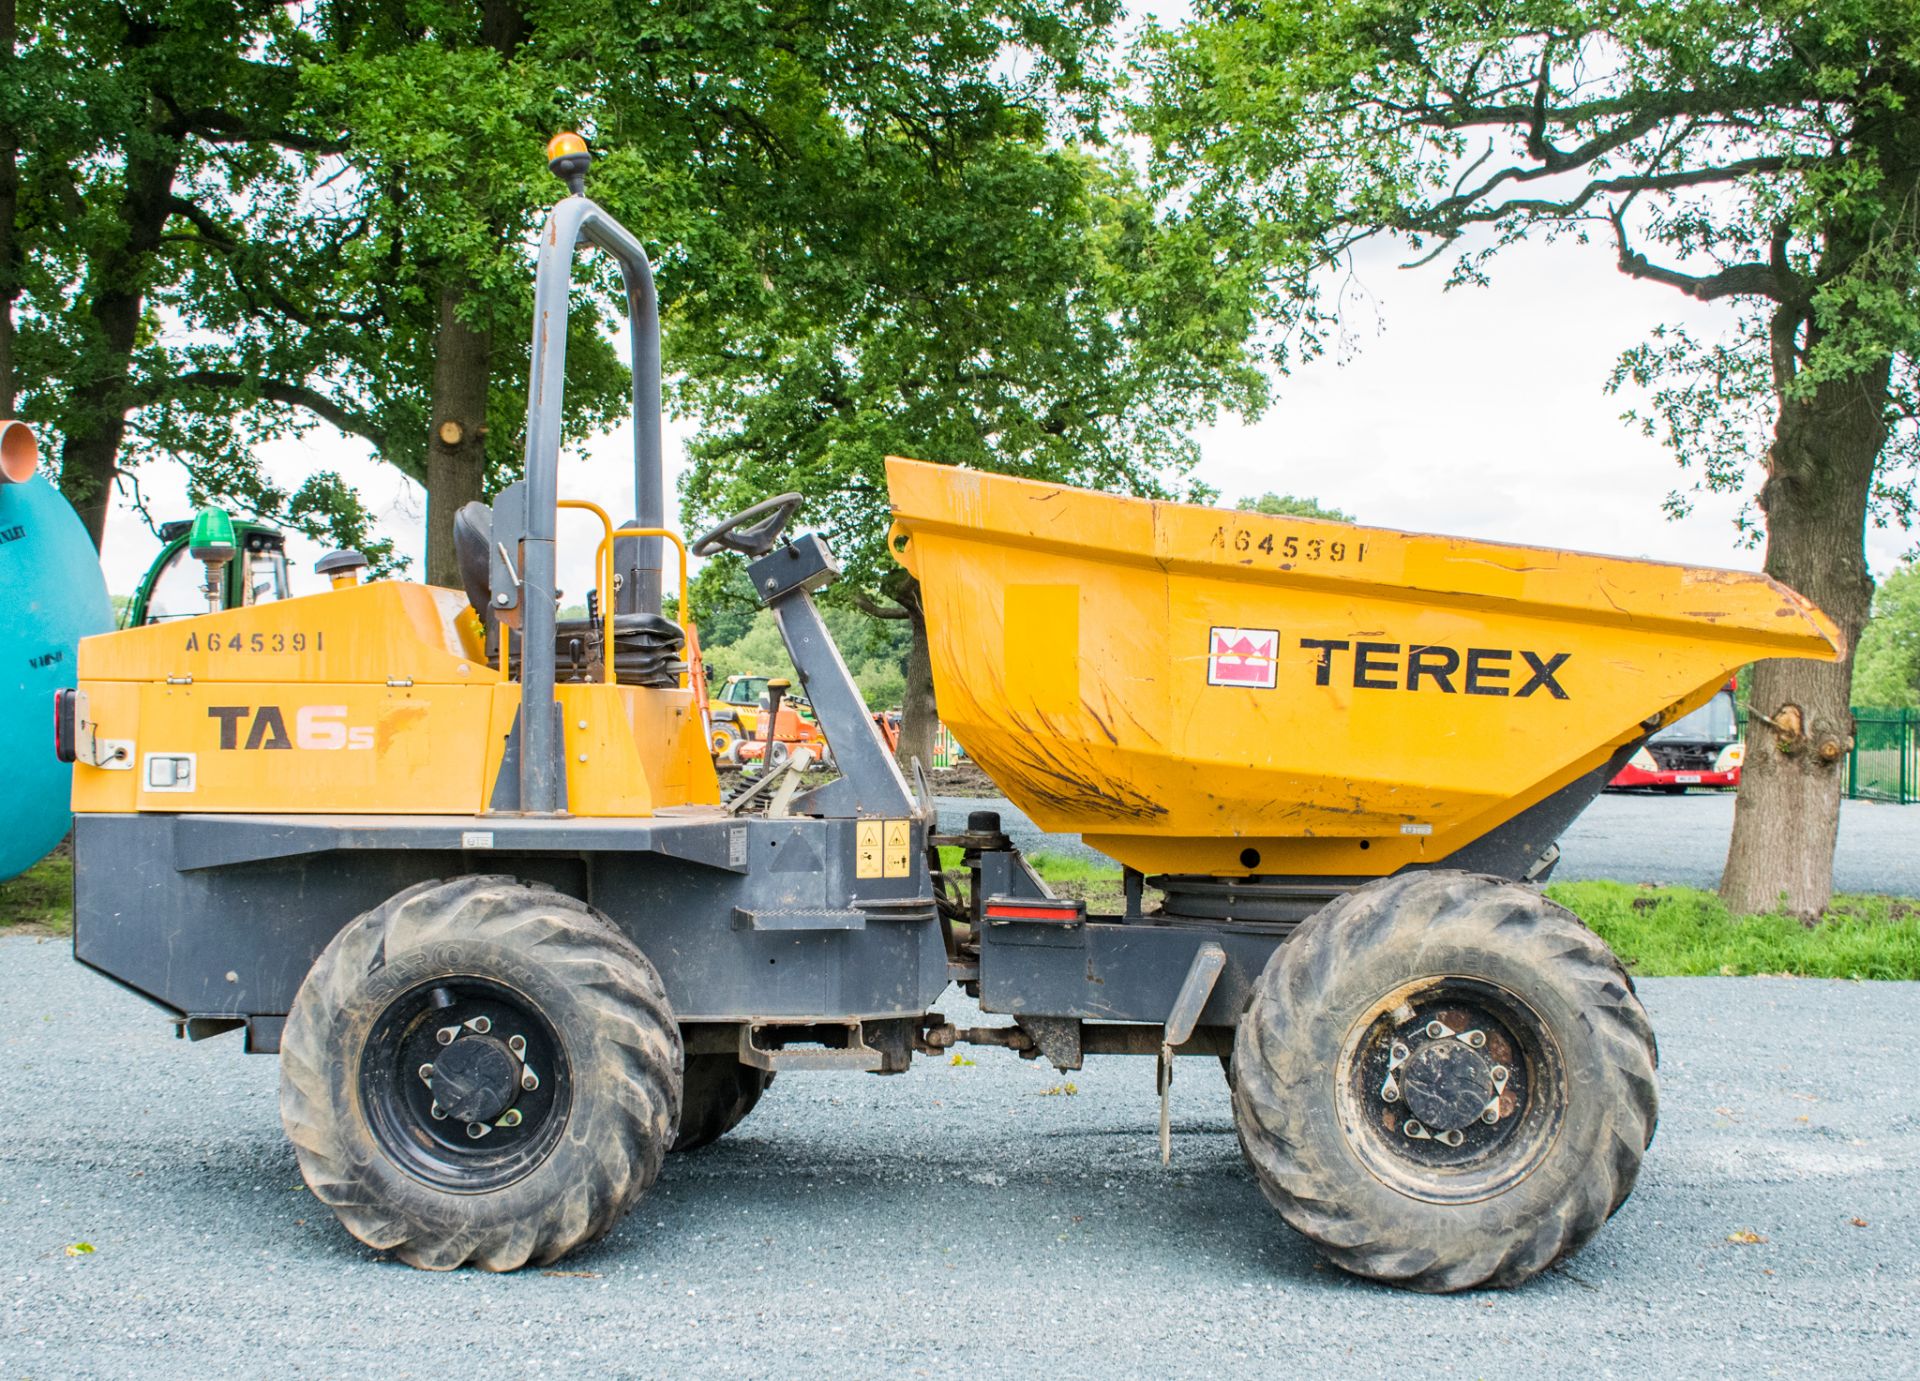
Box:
1608, 764, 1740, 790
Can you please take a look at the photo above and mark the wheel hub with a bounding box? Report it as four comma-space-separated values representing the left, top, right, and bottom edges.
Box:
1344, 981, 1556, 1199
1398, 1039, 1493, 1133
363, 979, 567, 1191
428, 1035, 523, 1124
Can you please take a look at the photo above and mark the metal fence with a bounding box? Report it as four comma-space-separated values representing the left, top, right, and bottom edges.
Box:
1848, 707, 1919, 803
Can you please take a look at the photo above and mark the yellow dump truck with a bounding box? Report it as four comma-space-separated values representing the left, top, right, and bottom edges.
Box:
56, 138, 1840, 1292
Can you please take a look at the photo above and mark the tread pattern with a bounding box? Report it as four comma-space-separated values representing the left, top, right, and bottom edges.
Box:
672, 1055, 774, 1153
280, 875, 682, 1271
1232, 870, 1658, 1292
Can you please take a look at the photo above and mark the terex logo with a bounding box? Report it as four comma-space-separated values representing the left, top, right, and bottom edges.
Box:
1208, 626, 1279, 689
1299, 640, 1570, 698
208, 704, 375, 750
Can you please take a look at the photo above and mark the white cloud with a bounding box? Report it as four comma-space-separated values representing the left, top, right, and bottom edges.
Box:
1195, 232, 1911, 577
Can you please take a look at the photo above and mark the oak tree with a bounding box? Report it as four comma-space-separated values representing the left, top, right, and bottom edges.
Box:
1139, 0, 1920, 914
7, 0, 390, 559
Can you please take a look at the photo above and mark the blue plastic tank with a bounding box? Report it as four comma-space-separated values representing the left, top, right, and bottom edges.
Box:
0, 429, 114, 881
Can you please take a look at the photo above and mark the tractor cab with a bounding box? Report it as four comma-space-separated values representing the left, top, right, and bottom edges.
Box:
123, 514, 292, 627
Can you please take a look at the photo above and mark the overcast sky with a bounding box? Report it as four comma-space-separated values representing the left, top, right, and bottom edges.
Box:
95, 201, 1916, 603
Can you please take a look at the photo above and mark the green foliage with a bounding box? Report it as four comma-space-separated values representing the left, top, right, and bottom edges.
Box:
7, 0, 1271, 588
701, 611, 794, 688
1853, 562, 1920, 708
668, 4, 1269, 590
5, 0, 400, 559
1136, 0, 1920, 537
1546, 881, 1920, 980
700, 606, 910, 710
686, 556, 760, 649
296, 5, 632, 498
1236, 493, 1352, 522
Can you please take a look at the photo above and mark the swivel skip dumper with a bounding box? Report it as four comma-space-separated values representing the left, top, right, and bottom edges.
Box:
57, 136, 1839, 1290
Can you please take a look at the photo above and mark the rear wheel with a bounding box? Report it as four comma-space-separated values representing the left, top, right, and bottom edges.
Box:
672, 1055, 774, 1152
280, 876, 682, 1271
1232, 871, 1656, 1292
710, 720, 741, 763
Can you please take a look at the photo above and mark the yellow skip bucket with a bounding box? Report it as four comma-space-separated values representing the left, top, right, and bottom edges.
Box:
885, 457, 1841, 879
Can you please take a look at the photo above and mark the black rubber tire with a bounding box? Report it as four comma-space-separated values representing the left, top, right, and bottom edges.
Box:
279, 875, 683, 1271
671, 1055, 774, 1152
1232, 870, 1657, 1293
710, 720, 741, 763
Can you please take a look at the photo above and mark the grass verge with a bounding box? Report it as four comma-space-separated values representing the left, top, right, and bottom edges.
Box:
0, 849, 72, 935
1546, 880, 1920, 980
1002, 855, 1920, 980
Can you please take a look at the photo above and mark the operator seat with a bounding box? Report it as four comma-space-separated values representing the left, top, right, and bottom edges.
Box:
452, 499, 685, 689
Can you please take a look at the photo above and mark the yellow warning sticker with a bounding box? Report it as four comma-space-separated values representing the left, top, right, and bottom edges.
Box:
856, 820, 883, 879
883, 819, 911, 878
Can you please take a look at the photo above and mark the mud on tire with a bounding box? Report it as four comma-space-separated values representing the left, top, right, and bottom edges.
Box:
279, 875, 682, 1271
1232, 870, 1657, 1292
672, 1056, 774, 1153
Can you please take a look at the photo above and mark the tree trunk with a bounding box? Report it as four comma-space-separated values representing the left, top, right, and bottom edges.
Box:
1720, 359, 1884, 918
420, 0, 521, 587
1719, 94, 1918, 917
895, 576, 939, 773
59, 140, 179, 547
424, 280, 492, 587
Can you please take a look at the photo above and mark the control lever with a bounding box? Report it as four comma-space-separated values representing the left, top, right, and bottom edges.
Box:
759, 677, 791, 775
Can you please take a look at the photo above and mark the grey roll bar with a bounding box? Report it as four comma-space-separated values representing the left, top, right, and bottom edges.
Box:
516, 190, 665, 814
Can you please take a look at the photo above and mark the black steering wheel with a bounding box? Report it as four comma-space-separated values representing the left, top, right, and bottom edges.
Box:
691, 492, 804, 558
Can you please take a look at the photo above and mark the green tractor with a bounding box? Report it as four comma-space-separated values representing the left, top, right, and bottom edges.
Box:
121, 512, 293, 627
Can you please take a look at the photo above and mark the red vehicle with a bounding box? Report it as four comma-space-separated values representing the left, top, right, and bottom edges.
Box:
1609, 679, 1744, 792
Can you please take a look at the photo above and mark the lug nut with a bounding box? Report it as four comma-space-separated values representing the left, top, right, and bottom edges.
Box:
508, 1034, 526, 1056
429, 1102, 447, 1120
418, 1063, 434, 1083
521, 1069, 540, 1092
497, 1109, 523, 1128
469, 1016, 492, 1034
466, 1122, 489, 1139
1425, 1020, 1448, 1039
436, 1026, 458, 1046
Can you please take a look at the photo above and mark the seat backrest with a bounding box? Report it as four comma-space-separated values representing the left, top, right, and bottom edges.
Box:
452, 501, 494, 617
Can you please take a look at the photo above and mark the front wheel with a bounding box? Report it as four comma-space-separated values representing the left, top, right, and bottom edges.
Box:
279, 876, 683, 1270
1232, 871, 1657, 1292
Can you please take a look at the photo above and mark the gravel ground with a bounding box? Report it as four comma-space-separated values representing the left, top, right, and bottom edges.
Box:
937, 790, 1920, 896
2, 938, 1916, 1378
